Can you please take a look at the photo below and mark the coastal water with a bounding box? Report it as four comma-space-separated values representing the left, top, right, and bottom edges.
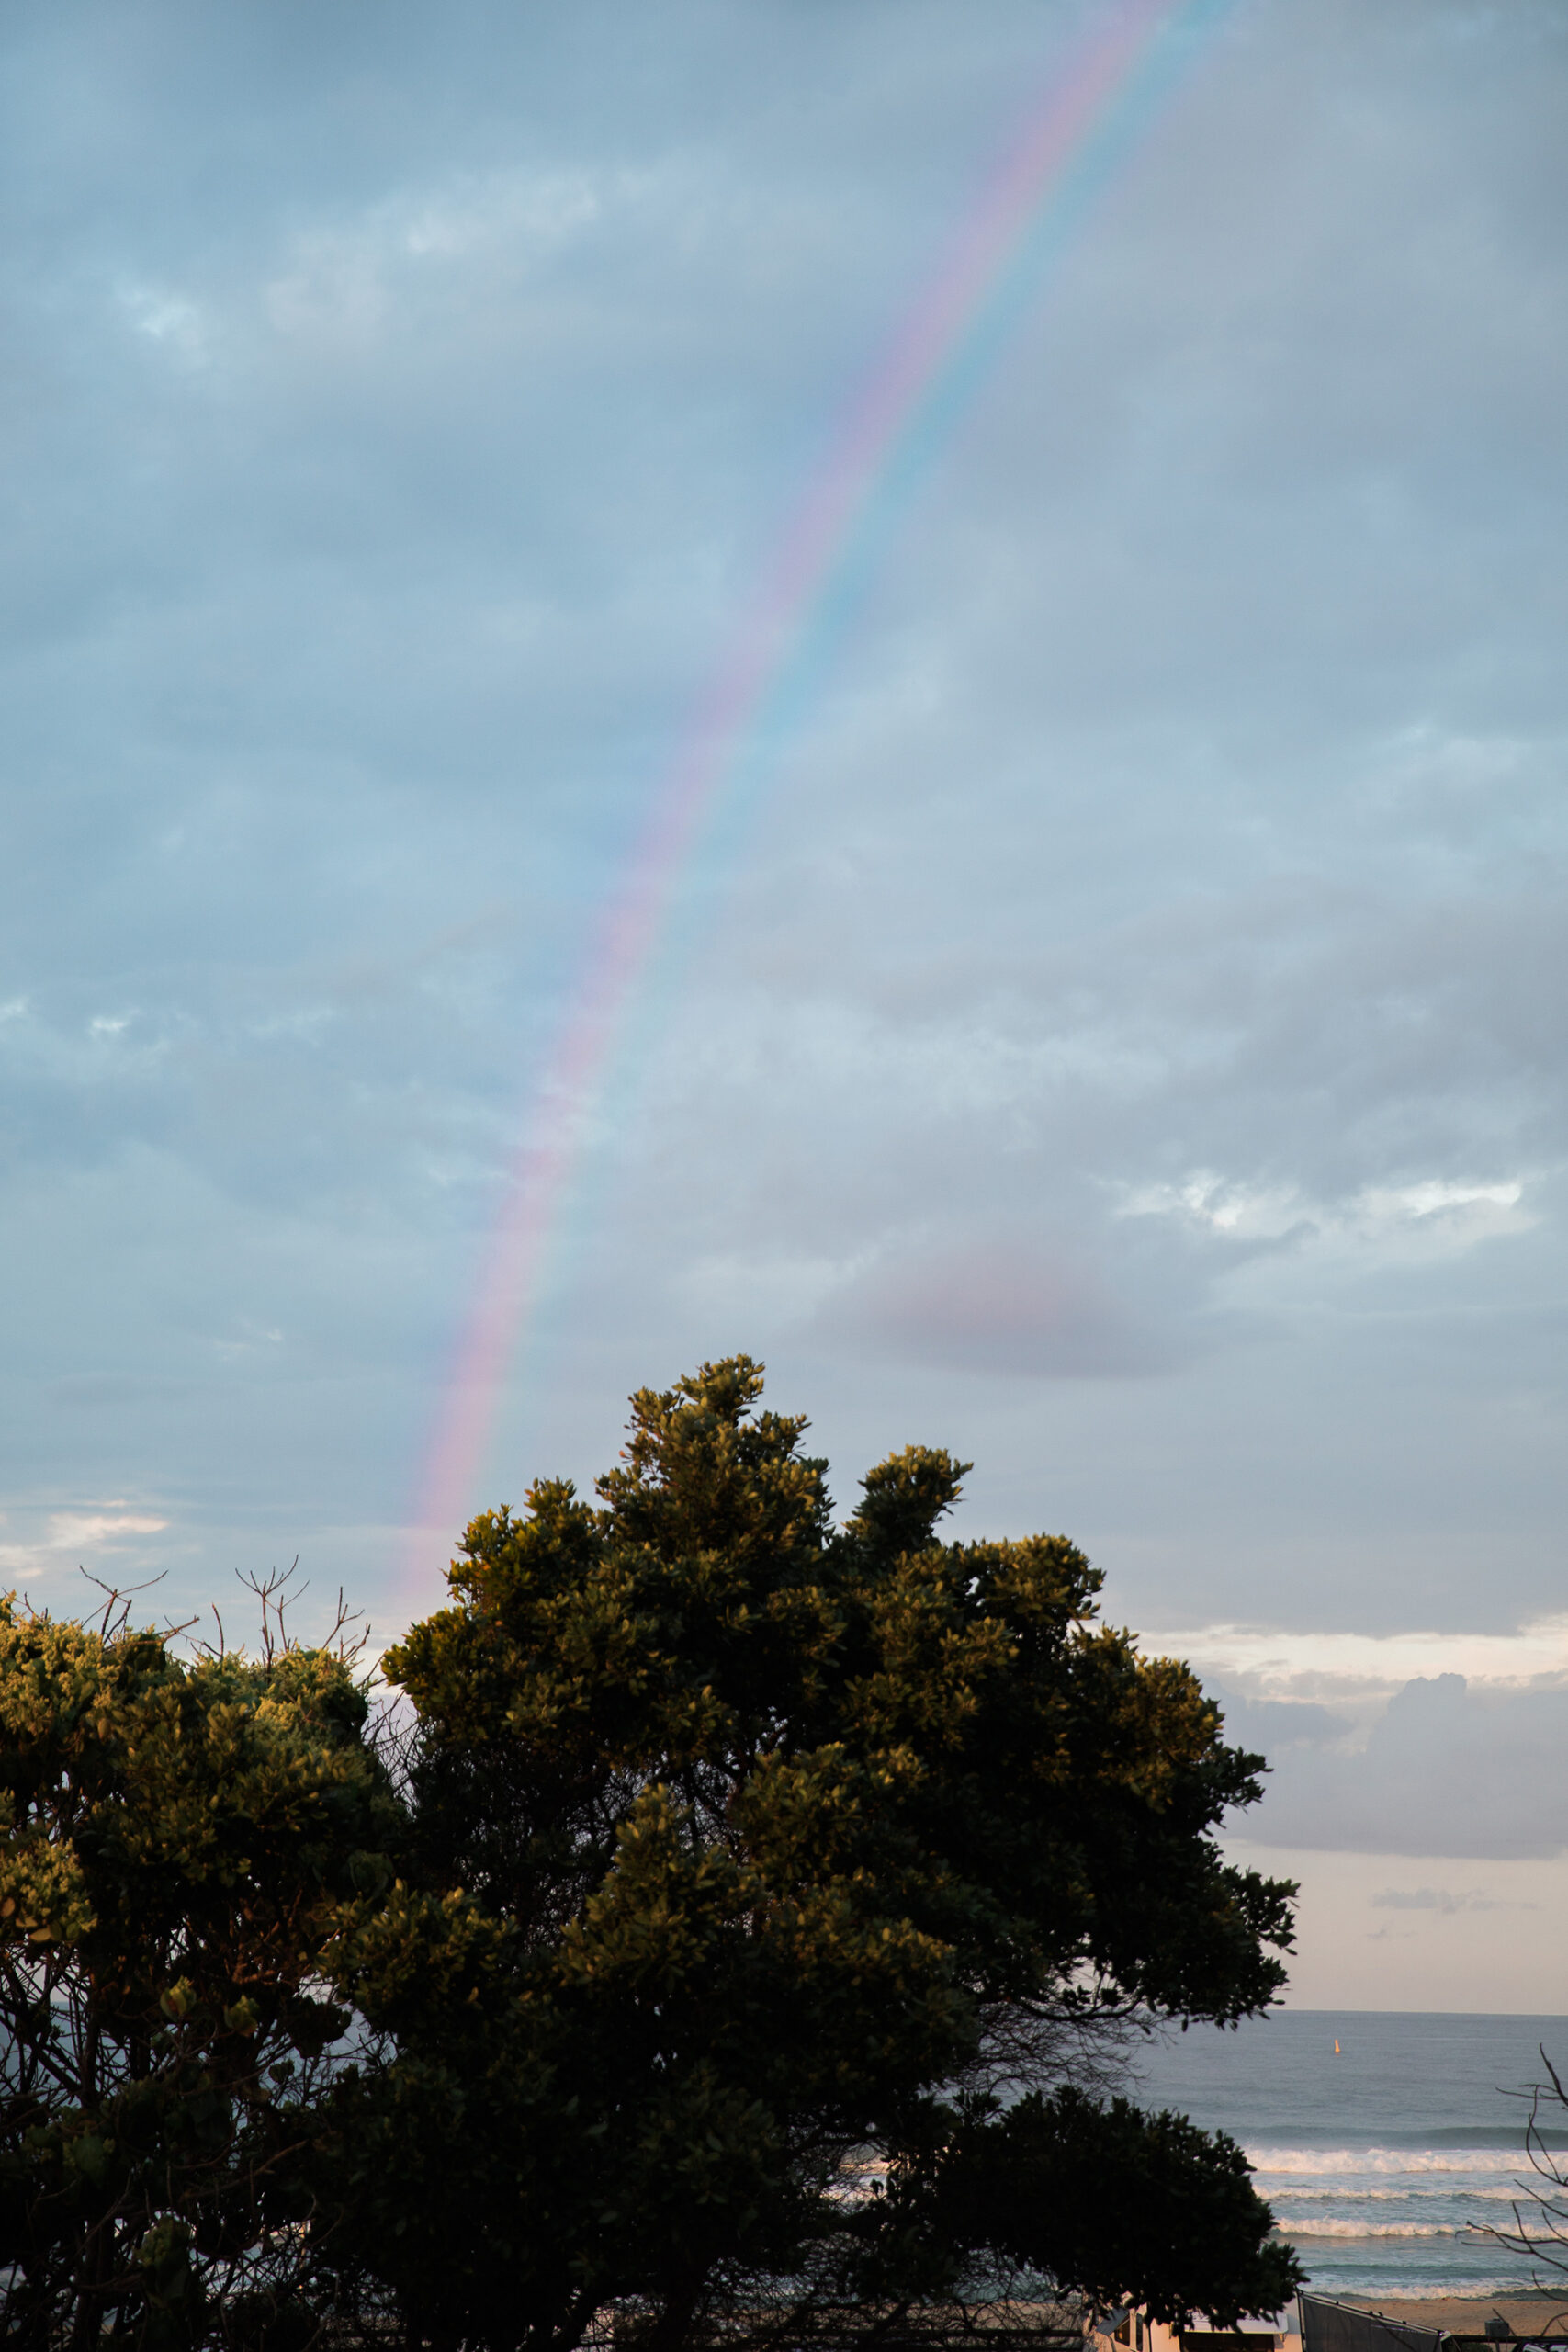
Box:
1133, 2012, 1568, 2302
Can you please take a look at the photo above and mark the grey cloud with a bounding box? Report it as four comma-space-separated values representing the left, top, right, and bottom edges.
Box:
812, 1233, 1159, 1380
1371, 1887, 1530, 1915
1206, 1690, 1356, 1756
0, 0, 1565, 1642
1234, 1676, 1568, 1860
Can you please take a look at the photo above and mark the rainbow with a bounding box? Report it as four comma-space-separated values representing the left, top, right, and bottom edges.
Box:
401, 0, 1231, 1601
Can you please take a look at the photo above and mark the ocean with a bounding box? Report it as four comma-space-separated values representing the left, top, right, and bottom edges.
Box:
1132, 2011, 1568, 2303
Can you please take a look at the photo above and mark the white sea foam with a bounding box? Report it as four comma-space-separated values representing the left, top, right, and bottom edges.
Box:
1381, 2281, 1562, 2300
1273, 2220, 1490, 2240
1269, 2186, 1523, 2202
1247, 2146, 1529, 2177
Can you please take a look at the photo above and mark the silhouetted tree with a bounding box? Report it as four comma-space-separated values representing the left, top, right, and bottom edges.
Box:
0, 1576, 400, 2347
329, 1356, 1302, 2352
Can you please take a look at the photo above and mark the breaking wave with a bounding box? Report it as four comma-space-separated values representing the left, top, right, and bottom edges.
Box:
1247, 2146, 1531, 2177
1274, 2220, 1492, 2240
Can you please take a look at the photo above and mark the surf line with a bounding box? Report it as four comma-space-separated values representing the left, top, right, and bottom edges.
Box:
402, 0, 1232, 1600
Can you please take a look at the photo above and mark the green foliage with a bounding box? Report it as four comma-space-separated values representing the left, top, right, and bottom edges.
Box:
2, 1361, 1303, 2350
0, 1592, 400, 2346
334, 1356, 1300, 2350
855, 2087, 1301, 2324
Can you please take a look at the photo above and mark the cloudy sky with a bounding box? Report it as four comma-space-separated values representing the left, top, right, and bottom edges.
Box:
4, 0, 1566, 2007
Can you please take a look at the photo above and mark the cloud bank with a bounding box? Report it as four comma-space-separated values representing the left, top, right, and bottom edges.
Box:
1, 2, 1565, 1939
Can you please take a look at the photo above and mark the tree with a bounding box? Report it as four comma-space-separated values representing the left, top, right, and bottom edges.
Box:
0, 1581, 401, 2348
338, 1355, 1302, 2352
1484, 2049, 1568, 2301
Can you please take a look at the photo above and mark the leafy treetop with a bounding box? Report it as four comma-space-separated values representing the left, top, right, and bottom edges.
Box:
348, 1358, 1300, 2352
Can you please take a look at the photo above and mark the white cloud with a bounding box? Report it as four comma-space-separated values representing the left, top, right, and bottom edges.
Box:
0, 1505, 169, 1578
1353, 1177, 1533, 1248
213, 1320, 286, 1362
42, 1510, 168, 1550
1157, 1615, 1568, 1698
1114, 1171, 1306, 1238
117, 282, 211, 366
1374, 719, 1544, 810
400, 171, 604, 261
264, 167, 614, 346
1116, 1169, 1536, 1258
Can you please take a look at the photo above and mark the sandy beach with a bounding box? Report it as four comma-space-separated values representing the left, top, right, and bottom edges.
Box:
1337, 2300, 1568, 2334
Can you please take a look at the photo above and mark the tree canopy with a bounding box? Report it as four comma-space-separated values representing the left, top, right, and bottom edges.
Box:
349, 1356, 1301, 2350
1, 1356, 1303, 2350
0, 1586, 400, 2346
